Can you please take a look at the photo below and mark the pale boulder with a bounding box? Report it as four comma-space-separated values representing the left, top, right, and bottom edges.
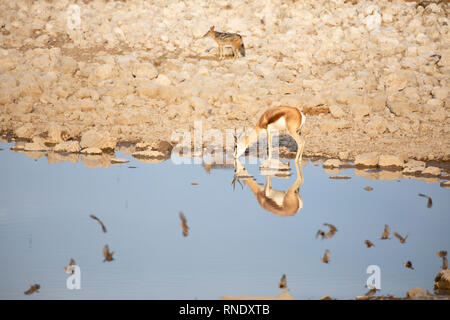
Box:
57, 56, 78, 74
403, 160, 426, 174
154, 74, 172, 86
385, 71, 415, 92
90, 64, 116, 82
389, 102, 414, 117
422, 166, 441, 176
432, 87, 448, 100
378, 155, 404, 168
136, 84, 160, 99
23, 141, 48, 152
46, 125, 70, 144
329, 105, 345, 119
190, 96, 211, 114
0, 52, 20, 71
15, 123, 35, 139
133, 63, 158, 79
355, 152, 379, 166
350, 104, 370, 117
363, 8, 381, 31
366, 117, 387, 136
0, 88, 19, 105
0, 74, 18, 89
427, 99, 443, 108
54, 141, 80, 153
80, 129, 117, 150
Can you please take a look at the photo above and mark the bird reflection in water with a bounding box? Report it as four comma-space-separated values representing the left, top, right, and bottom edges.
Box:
232, 159, 304, 216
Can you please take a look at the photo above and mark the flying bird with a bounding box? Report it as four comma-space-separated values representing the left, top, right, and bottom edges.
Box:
404, 261, 414, 270
24, 284, 40, 295
316, 223, 338, 240
324, 223, 338, 239
418, 193, 432, 208
380, 225, 390, 240
394, 232, 409, 244
365, 285, 379, 297
103, 245, 115, 262
437, 251, 448, 270
179, 212, 189, 237
64, 258, 76, 274
278, 274, 287, 290
316, 229, 326, 239
437, 251, 447, 258
90, 215, 107, 233
365, 240, 375, 248
321, 250, 330, 264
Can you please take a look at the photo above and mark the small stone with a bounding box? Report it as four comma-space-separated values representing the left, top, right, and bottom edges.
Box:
111, 158, 129, 164
132, 149, 167, 159
323, 159, 342, 168
329, 176, 351, 180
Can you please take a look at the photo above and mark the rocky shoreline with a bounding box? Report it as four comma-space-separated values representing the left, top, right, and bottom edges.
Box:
2, 133, 449, 187
0, 0, 449, 170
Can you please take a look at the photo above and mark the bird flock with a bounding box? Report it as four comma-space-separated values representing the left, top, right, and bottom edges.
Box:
275, 191, 446, 298
25, 211, 190, 296
22, 177, 444, 298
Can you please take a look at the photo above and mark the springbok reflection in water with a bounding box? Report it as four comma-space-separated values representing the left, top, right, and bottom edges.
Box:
233, 159, 304, 216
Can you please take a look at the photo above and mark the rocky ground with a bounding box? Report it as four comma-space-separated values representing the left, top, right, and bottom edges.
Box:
222, 269, 450, 300
0, 0, 449, 174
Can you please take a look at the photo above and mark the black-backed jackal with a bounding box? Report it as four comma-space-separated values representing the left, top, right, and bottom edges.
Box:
202, 26, 245, 60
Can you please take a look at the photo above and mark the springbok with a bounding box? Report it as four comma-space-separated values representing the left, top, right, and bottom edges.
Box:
234, 106, 306, 165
